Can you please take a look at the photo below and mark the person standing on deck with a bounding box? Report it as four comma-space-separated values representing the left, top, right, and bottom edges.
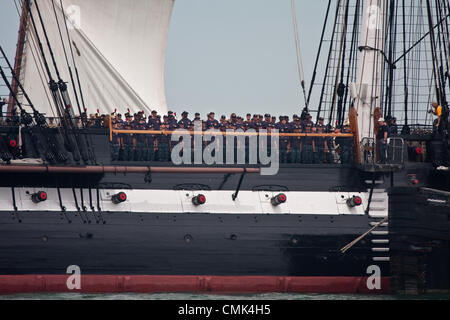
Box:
431, 101, 444, 132
277, 116, 291, 164
123, 115, 134, 161
314, 124, 325, 164
302, 120, 314, 164
146, 117, 155, 162
157, 121, 171, 162
290, 122, 303, 164
377, 118, 389, 164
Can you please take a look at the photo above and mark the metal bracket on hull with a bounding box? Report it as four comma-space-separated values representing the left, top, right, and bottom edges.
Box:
232, 170, 247, 201
80, 188, 87, 212
57, 187, 66, 212
96, 187, 102, 212
88, 187, 95, 211
11, 187, 18, 211
365, 175, 376, 215
10, 187, 22, 223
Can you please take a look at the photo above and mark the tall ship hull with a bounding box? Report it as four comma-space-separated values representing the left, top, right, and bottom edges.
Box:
1, 0, 450, 295
0, 131, 449, 294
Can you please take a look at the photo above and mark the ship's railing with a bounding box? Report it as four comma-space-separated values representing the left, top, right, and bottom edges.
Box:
361, 137, 405, 166
109, 125, 356, 165
110, 128, 354, 138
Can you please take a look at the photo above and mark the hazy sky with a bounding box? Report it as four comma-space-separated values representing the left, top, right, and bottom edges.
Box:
0, 0, 328, 118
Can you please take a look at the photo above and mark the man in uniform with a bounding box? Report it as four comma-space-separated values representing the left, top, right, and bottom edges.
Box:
168, 111, 178, 130
123, 114, 134, 161
206, 112, 219, 129
146, 117, 155, 162
149, 111, 158, 126
376, 118, 389, 164
290, 121, 303, 164
314, 122, 325, 164
262, 114, 271, 129
276, 116, 291, 164
303, 114, 314, 130
302, 120, 314, 164
178, 111, 192, 128
157, 121, 171, 162
244, 114, 254, 130
114, 113, 124, 160
110, 113, 121, 161
134, 114, 147, 161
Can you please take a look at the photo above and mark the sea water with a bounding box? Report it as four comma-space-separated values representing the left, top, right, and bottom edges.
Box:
1, 293, 449, 300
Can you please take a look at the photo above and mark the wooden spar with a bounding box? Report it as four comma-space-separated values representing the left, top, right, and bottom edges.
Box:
0, 166, 261, 175
348, 106, 361, 164
7, 0, 31, 117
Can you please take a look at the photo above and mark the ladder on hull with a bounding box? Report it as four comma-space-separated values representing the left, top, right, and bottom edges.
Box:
365, 179, 390, 263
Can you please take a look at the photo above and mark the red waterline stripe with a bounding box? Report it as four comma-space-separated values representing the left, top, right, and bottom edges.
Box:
0, 275, 390, 295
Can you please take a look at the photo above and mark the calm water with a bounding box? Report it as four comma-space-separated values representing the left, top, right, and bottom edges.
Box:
1, 293, 449, 300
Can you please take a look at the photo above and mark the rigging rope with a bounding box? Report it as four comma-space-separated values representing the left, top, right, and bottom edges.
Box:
51, 0, 83, 118
290, 0, 308, 110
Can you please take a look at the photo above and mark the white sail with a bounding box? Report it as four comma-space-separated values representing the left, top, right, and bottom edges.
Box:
21, 0, 174, 117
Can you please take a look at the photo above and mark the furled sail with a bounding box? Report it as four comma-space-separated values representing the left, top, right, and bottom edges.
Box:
20, 0, 174, 117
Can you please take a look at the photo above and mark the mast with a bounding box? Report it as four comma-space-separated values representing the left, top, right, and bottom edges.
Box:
7, 0, 31, 117
352, 0, 388, 142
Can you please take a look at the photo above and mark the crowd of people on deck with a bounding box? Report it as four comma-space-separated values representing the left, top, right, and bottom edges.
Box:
2, 99, 445, 166
108, 110, 356, 164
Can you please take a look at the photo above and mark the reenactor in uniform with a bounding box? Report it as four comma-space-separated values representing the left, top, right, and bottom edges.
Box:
146, 118, 156, 162
290, 115, 300, 130
314, 122, 325, 164
302, 120, 314, 164
168, 111, 178, 130
149, 111, 159, 127
206, 112, 219, 129
220, 115, 227, 127
276, 116, 291, 164
123, 114, 134, 161
244, 114, 254, 130
110, 113, 121, 161
262, 114, 271, 129
134, 115, 147, 161
290, 122, 303, 164
157, 121, 171, 162
271, 116, 277, 125
303, 114, 314, 131
178, 111, 192, 128
153, 114, 162, 130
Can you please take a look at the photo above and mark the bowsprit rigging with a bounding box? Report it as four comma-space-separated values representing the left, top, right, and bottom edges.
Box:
24, 0, 94, 164
0, 45, 70, 163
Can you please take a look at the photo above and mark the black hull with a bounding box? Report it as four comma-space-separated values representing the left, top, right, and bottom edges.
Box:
389, 188, 450, 294
0, 129, 449, 294
0, 212, 382, 277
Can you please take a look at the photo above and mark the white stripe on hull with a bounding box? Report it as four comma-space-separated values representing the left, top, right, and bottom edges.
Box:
0, 188, 389, 216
